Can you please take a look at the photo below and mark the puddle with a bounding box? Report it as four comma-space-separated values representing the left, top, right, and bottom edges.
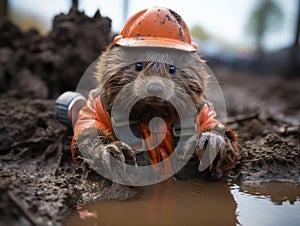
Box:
66, 180, 300, 226
232, 182, 300, 226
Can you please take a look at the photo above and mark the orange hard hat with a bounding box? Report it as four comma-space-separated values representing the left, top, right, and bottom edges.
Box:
113, 7, 198, 52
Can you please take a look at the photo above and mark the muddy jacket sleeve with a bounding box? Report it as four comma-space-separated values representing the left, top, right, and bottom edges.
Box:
196, 103, 239, 170
196, 103, 219, 133
71, 89, 113, 163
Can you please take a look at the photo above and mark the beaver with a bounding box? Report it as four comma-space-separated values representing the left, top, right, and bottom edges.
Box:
70, 7, 242, 181
71, 44, 241, 180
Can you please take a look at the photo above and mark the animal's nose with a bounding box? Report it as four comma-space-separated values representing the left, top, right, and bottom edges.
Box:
147, 82, 164, 95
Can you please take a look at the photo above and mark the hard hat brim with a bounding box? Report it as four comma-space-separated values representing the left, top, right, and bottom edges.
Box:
114, 35, 198, 52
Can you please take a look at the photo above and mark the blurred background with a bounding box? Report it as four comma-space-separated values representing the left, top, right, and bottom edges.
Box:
2, 0, 299, 59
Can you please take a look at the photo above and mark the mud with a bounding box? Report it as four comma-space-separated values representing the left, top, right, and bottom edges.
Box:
217, 71, 300, 183
0, 7, 299, 226
0, 6, 113, 98
0, 98, 136, 226
0, 7, 135, 226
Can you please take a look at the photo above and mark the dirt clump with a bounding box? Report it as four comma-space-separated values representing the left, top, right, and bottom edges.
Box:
0, 98, 136, 226
236, 117, 300, 183
0, 6, 113, 99
0, 7, 136, 226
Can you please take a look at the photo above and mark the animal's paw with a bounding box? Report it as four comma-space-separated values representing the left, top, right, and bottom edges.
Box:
89, 141, 137, 173
193, 131, 238, 180
195, 132, 226, 171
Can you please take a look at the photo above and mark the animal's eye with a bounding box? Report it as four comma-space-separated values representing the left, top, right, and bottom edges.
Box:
135, 62, 143, 72
169, 65, 176, 74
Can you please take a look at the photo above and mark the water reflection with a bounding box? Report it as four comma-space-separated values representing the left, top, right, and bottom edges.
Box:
231, 181, 300, 226
66, 180, 300, 226
67, 179, 238, 226
238, 181, 300, 205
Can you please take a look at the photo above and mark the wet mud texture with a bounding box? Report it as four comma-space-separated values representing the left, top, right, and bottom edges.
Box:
0, 98, 137, 226
218, 71, 300, 183
0, 8, 300, 226
0, 7, 136, 226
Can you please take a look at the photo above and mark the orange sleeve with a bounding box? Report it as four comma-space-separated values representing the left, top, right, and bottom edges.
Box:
71, 90, 113, 161
196, 104, 238, 169
196, 103, 219, 132
73, 90, 113, 139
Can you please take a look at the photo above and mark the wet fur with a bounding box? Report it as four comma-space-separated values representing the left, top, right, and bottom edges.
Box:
96, 45, 209, 123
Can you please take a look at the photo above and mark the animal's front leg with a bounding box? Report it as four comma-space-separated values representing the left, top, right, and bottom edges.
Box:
90, 141, 137, 174
183, 128, 238, 180
196, 132, 225, 170
73, 128, 137, 175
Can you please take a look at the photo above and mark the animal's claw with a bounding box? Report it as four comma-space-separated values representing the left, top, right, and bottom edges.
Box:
195, 132, 226, 171
109, 141, 138, 166
198, 132, 225, 152
104, 143, 126, 163
93, 141, 137, 172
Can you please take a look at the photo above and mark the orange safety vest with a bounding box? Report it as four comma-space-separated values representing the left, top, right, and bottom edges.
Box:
71, 89, 219, 165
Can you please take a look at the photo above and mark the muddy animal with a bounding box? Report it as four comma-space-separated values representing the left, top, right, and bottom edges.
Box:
70, 7, 242, 181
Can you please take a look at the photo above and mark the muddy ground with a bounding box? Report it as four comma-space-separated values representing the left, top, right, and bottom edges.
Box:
0, 7, 299, 226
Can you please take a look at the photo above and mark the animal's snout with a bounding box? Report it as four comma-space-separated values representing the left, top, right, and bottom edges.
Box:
147, 82, 164, 95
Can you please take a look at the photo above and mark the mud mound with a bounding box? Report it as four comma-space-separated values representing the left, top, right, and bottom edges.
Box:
219, 72, 300, 183
0, 98, 136, 226
0, 6, 113, 98
0, 7, 136, 225
0, 98, 69, 160
0, 97, 75, 225
242, 130, 299, 181
243, 130, 299, 182
228, 114, 300, 183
